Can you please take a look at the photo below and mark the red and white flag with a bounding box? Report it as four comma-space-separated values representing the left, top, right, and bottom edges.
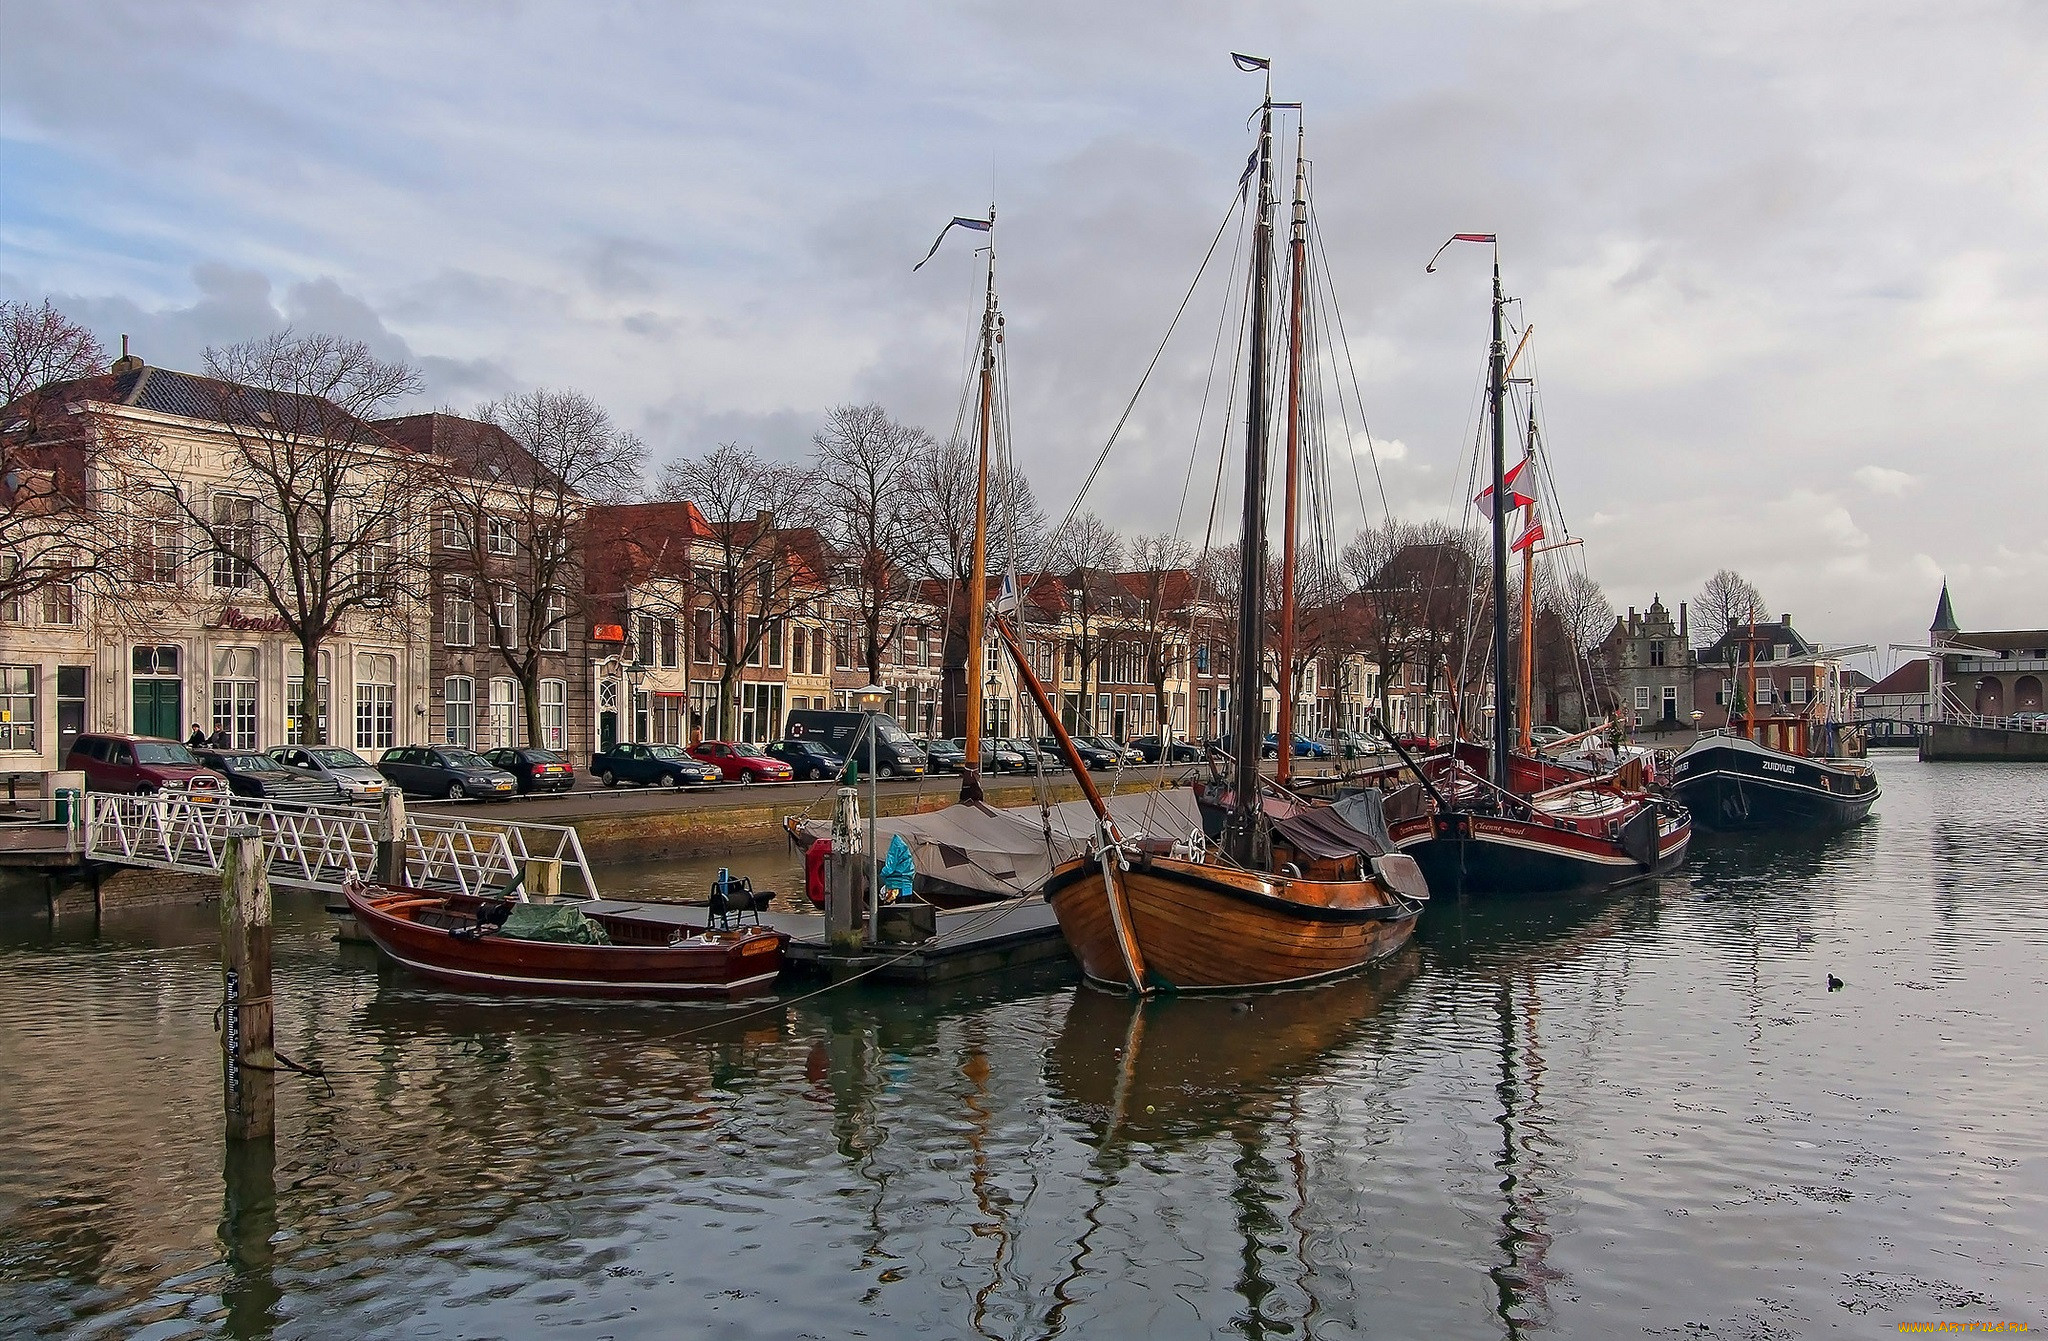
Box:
1511, 518, 1546, 553
1475, 459, 1538, 522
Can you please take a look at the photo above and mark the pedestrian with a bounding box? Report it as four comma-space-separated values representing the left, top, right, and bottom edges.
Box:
208, 727, 230, 749
186, 725, 207, 748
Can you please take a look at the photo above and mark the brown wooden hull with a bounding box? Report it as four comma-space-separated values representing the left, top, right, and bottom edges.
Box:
343, 885, 786, 1001
1043, 854, 1420, 992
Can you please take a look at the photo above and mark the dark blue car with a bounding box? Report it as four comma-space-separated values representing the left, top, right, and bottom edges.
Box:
763, 738, 846, 781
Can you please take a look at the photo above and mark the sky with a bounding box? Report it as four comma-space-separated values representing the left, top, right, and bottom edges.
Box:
2, 0, 2043, 672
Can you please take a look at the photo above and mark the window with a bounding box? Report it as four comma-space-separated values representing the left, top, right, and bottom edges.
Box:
487, 516, 516, 556
987, 643, 1001, 677
791, 625, 807, 674
1790, 676, 1808, 705
488, 678, 516, 748
211, 495, 255, 589
767, 619, 783, 668
746, 616, 763, 667
1720, 677, 1734, 706
286, 649, 331, 745
694, 609, 714, 664
834, 622, 851, 670
659, 617, 679, 669
1649, 640, 1665, 667
493, 585, 518, 649
354, 653, 396, 751
1756, 680, 1774, 705
638, 615, 658, 666
133, 489, 181, 584
444, 579, 474, 646
445, 676, 475, 748
540, 590, 567, 652
356, 539, 394, 604
811, 627, 826, 676
211, 647, 258, 750
0, 666, 35, 751
1633, 685, 1651, 712
40, 578, 75, 626
539, 679, 566, 750
0, 556, 19, 623
442, 510, 474, 551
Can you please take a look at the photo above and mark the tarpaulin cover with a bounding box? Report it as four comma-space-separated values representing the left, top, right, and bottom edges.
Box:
792, 788, 1208, 898
1272, 803, 1389, 861
880, 834, 916, 901
1331, 791, 1395, 854
499, 902, 613, 945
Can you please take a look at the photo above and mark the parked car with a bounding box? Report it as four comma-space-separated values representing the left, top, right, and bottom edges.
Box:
267, 744, 387, 802
1327, 729, 1377, 760
1389, 733, 1443, 754
1218, 733, 1280, 759
1087, 735, 1146, 766
1001, 737, 1053, 772
1265, 732, 1331, 759
1529, 725, 1573, 747
783, 709, 928, 778
66, 734, 227, 800
1128, 734, 1206, 764
920, 737, 967, 773
484, 746, 577, 794
762, 738, 846, 782
1041, 734, 1117, 770
687, 740, 796, 783
588, 742, 721, 788
195, 749, 346, 806
376, 745, 519, 801
948, 737, 1025, 773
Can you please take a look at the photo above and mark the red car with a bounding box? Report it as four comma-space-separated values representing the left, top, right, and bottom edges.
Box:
66, 733, 227, 800
686, 740, 794, 783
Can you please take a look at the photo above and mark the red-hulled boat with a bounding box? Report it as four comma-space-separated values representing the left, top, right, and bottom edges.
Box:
342, 881, 786, 1001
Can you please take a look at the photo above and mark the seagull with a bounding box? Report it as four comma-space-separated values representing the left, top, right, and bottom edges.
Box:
1827, 974, 1844, 992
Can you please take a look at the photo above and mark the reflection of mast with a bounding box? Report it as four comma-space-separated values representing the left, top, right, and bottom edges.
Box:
1491, 972, 1561, 1334
960, 1028, 1015, 1340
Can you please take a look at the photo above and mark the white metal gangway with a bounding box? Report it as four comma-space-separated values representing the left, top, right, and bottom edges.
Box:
81, 793, 599, 898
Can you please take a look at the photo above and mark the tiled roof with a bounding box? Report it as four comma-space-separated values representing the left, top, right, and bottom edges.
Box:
1863, 659, 1934, 696
1698, 618, 1817, 666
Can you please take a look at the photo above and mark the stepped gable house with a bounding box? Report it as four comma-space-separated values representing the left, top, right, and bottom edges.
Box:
1606, 596, 1695, 732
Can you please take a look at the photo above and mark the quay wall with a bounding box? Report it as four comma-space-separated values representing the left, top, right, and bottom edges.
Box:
1919, 723, 2048, 761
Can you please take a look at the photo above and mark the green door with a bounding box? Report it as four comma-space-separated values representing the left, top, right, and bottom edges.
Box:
133, 680, 181, 739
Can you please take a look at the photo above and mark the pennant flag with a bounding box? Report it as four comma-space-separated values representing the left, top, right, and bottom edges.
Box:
1231, 52, 1270, 71
1512, 519, 1546, 553
1474, 459, 1538, 521
1238, 148, 1258, 195
912, 216, 993, 272
1426, 231, 1499, 272
995, 572, 1020, 616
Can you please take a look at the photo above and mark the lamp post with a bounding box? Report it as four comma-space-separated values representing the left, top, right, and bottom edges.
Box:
1691, 708, 1703, 741
852, 683, 890, 946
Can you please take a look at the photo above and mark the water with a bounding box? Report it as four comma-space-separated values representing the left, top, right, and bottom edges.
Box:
2, 755, 2042, 1338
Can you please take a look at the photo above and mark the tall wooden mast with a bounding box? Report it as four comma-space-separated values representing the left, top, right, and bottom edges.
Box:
960, 207, 997, 804
1227, 86, 1277, 867
1275, 125, 1308, 788
1487, 257, 1513, 792
1516, 413, 1538, 755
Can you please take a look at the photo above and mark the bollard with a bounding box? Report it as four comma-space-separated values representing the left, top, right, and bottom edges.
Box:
374, 788, 408, 887
825, 784, 861, 952
220, 827, 275, 1142
523, 855, 562, 901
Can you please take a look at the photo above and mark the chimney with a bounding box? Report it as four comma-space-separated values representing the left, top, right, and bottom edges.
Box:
1679, 601, 1688, 639
1780, 613, 1791, 627
110, 334, 144, 376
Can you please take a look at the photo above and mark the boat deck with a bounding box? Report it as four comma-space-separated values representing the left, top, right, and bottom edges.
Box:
578, 895, 1072, 985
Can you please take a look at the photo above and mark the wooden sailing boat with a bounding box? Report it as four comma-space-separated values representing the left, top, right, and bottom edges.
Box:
1009, 61, 1427, 994
1385, 247, 1692, 894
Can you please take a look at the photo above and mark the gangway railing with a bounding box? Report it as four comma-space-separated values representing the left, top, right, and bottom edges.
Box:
1937, 710, 2048, 735
82, 793, 599, 898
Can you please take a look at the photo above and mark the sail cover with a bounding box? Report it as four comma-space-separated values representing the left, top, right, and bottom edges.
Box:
791, 788, 1209, 899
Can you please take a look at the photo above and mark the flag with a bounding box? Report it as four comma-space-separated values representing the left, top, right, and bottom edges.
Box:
1474, 459, 1538, 521
912, 216, 993, 272
1426, 231, 1499, 272
1512, 519, 1546, 553
995, 573, 1020, 616
1231, 52, 1270, 71
1238, 148, 1258, 195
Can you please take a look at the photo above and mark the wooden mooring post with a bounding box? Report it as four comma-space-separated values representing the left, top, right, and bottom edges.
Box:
220, 827, 275, 1141
375, 788, 408, 886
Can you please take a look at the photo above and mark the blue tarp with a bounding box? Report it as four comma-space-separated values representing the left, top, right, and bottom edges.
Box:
880, 834, 916, 902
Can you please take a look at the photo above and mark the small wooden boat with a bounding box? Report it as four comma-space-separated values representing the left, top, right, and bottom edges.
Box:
342, 880, 786, 1001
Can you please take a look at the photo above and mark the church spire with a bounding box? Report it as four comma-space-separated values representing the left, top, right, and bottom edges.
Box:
1930, 580, 1959, 638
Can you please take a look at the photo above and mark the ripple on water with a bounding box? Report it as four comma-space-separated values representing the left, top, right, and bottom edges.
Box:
1, 757, 2045, 1336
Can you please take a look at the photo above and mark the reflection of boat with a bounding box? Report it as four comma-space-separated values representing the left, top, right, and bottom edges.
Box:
342, 882, 785, 1000
1022, 65, 1424, 992
1045, 952, 1421, 1146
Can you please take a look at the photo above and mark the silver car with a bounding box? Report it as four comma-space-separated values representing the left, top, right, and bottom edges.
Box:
268, 744, 388, 803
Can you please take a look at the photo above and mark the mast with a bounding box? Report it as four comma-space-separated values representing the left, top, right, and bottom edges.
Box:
1276, 124, 1307, 788
960, 206, 997, 804
1228, 86, 1277, 867
1517, 414, 1537, 755
1488, 258, 1513, 792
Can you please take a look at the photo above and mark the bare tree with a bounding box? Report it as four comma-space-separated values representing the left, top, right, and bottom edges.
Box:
432, 389, 646, 746
1693, 568, 1766, 646
1340, 519, 1484, 734
1127, 532, 1193, 739
1531, 569, 1613, 726
0, 300, 112, 614
148, 331, 424, 745
656, 443, 823, 734
1047, 512, 1124, 732
814, 403, 930, 679
909, 435, 1047, 584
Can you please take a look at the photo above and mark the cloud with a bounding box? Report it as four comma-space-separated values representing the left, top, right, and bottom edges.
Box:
1853, 465, 1917, 496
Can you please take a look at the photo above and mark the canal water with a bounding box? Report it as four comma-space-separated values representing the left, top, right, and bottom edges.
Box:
1, 755, 2041, 1338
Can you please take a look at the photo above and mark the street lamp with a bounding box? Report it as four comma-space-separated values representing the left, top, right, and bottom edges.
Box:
852, 683, 890, 945
1690, 708, 1703, 740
